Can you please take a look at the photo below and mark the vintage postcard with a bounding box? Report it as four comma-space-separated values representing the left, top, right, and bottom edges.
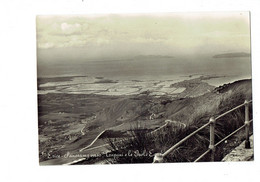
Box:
37, 12, 253, 165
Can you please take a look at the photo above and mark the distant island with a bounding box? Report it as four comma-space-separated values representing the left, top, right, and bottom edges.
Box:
213, 52, 250, 58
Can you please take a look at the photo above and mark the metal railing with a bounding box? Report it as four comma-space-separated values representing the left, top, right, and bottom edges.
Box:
153, 100, 253, 163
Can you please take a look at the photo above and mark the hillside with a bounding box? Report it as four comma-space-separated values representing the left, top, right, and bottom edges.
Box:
97, 79, 252, 164
38, 78, 252, 165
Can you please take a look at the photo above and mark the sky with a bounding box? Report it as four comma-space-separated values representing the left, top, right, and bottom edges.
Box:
36, 12, 250, 62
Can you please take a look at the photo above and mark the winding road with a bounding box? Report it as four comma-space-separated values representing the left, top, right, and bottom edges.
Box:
79, 120, 185, 153
79, 130, 107, 152
61, 120, 186, 165
79, 123, 124, 152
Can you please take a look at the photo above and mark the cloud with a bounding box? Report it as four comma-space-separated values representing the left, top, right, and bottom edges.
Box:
38, 42, 54, 49
60, 22, 81, 35
36, 13, 250, 56
201, 31, 249, 38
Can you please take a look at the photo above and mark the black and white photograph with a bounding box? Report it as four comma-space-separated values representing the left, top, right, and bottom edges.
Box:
2, 0, 260, 181
37, 12, 253, 165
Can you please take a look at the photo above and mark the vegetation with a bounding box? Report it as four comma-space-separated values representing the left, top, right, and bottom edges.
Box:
38, 77, 252, 164
104, 79, 252, 163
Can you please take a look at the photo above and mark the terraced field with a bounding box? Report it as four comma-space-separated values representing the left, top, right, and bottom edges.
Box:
38, 75, 250, 164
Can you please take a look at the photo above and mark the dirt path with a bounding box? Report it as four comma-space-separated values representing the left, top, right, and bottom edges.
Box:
79, 123, 124, 152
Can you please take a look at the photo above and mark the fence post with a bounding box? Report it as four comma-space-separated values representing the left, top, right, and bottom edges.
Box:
244, 100, 250, 149
209, 117, 216, 161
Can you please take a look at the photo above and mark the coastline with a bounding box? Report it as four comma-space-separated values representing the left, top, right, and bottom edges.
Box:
37, 74, 241, 96
38, 75, 252, 164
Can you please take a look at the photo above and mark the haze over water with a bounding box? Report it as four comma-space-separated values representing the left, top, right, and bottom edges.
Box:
38, 54, 251, 86
37, 12, 251, 86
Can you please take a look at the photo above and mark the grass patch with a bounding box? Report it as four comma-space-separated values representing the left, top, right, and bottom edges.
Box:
104, 80, 253, 163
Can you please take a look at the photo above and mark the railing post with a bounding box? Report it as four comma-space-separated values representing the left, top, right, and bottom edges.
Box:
209, 117, 216, 161
153, 153, 164, 163
244, 100, 250, 149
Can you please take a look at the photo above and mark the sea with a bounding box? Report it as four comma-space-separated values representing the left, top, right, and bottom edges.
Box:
38, 55, 251, 86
